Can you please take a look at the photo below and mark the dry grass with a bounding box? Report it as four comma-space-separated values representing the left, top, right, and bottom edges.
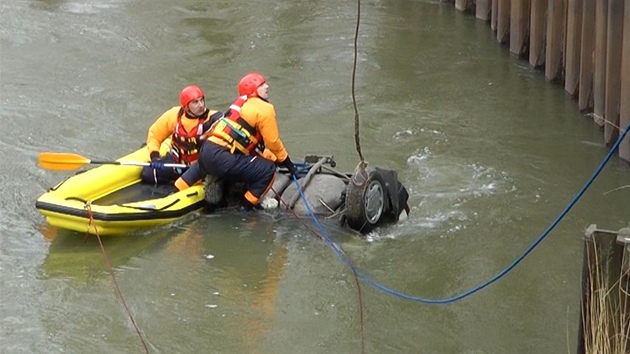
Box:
582, 240, 630, 354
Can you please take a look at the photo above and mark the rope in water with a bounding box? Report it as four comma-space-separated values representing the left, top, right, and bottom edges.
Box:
84, 203, 149, 353
270, 186, 366, 354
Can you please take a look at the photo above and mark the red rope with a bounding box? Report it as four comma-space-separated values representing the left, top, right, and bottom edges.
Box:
270, 187, 366, 353
84, 203, 150, 354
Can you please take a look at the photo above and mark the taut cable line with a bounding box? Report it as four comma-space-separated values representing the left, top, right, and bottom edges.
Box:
351, 0, 365, 167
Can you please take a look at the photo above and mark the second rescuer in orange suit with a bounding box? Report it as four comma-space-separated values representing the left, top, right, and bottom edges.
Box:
174, 72, 297, 211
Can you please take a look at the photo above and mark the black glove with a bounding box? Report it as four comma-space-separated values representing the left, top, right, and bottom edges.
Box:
281, 156, 297, 178
150, 160, 164, 170
149, 151, 164, 170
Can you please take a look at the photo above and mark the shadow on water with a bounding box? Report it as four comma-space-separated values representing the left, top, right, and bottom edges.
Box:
29, 0, 64, 12
36, 207, 361, 281
37, 222, 183, 282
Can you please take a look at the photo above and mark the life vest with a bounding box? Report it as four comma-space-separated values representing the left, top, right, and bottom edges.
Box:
209, 95, 265, 155
169, 108, 206, 165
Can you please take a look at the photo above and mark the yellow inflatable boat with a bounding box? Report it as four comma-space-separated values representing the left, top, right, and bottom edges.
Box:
36, 143, 206, 236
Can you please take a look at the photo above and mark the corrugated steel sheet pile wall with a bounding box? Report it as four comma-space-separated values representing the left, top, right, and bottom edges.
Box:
448, 0, 630, 163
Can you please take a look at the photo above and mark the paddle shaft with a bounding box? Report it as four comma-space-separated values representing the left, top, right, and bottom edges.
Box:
38, 152, 189, 171
94, 160, 188, 169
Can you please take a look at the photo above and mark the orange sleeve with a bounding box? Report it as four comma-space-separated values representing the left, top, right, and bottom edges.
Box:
261, 148, 278, 162
146, 106, 180, 153
242, 98, 288, 162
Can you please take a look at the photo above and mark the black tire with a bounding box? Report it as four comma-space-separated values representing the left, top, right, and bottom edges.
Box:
345, 169, 389, 233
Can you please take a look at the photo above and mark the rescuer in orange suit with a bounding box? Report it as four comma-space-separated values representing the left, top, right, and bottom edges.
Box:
174, 72, 297, 211
141, 85, 223, 184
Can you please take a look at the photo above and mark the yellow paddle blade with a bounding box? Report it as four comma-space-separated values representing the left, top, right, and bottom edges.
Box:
38, 152, 92, 171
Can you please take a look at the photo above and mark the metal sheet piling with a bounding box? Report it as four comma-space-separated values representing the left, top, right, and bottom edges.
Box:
603, 0, 624, 147
496, 0, 510, 44
565, 0, 582, 97
529, 0, 547, 68
445, 0, 630, 163
578, 0, 595, 112
510, 0, 530, 57
619, 1, 630, 162
593, 0, 609, 127
476, 0, 492, 21
546, 0, 566, 81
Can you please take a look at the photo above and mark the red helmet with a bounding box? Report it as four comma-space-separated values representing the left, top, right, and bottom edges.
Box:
180, 85, 204, 112
238, 72, 266, 97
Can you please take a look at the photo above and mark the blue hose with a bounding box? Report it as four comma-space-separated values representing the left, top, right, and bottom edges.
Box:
291, 121, 630, 304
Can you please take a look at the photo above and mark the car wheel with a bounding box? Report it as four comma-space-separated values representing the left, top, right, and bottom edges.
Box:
345, 169, 389, 233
